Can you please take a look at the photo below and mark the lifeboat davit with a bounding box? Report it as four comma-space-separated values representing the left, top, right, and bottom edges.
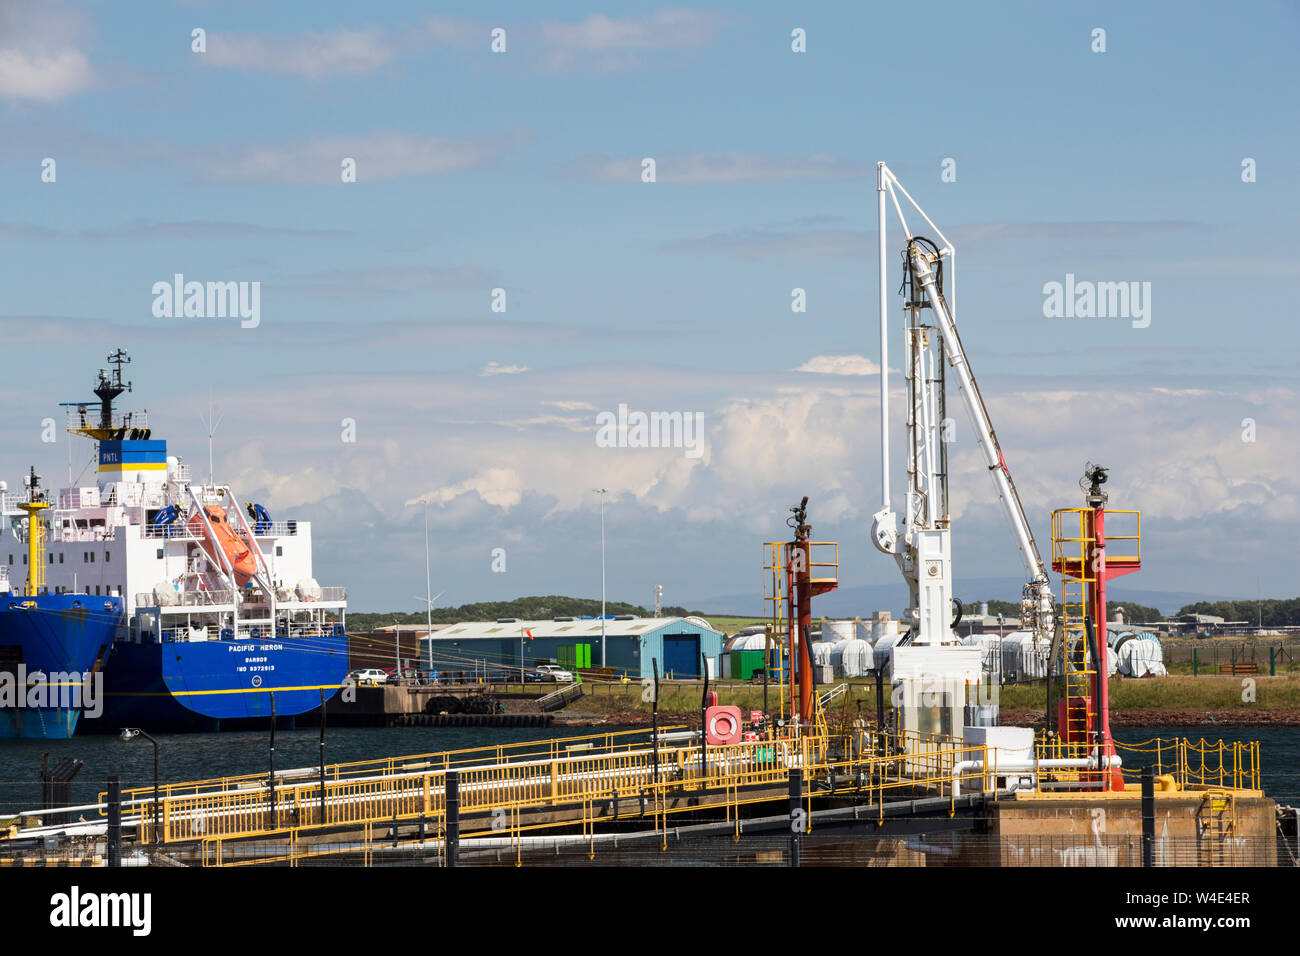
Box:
188, 505, 257, 588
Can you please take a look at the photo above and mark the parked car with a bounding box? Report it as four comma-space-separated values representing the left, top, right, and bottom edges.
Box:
533, 664, 574, 683
349, 668, 388, 686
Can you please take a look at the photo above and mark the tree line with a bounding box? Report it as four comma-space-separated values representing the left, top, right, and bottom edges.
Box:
1176, 598, 1300, 627
347, 595, 700, 633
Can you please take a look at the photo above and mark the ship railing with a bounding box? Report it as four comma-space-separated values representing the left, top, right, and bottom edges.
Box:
140, 520, 302, 539
232, 520, 300, 538
136, 589, 240, 609
282, 586, 347, 603
64, 408, 150, 432
141, 524, 201, 540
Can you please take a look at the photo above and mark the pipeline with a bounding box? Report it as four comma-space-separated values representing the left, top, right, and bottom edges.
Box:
952, 753, 1123, 798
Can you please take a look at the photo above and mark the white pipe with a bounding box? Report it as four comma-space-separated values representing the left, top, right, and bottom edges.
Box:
952, 753, 1122, 798
877, 162, 890, 512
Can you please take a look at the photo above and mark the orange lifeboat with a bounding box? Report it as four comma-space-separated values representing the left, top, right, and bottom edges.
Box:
188, 505, 257, 587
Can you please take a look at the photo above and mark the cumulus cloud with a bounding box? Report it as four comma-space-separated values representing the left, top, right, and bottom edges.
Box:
203, 28, 395, 77
537, 11, 727, 71
796, 355, 881, 376
0, 3, 94, 102
479, 362, 530, 377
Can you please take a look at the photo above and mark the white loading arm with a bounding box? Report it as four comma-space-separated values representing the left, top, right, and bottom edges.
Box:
870, 163, 1054, 639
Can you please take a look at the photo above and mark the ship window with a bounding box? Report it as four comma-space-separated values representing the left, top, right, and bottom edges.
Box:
276, 546, 283, 556
90, 552, 95, 563
105, 552, 110, 563
156, 548, 164, 559
48, 554, 53, 564
59, 553, 64, 564
22, 555, 27, 564
94, 585, 100, 595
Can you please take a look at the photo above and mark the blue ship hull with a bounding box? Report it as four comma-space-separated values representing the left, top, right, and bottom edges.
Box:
0, 593, 122, 739
81, 630, 349, 733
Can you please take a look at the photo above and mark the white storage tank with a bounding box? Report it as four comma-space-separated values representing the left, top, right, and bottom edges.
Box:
822, 620, 855, 643
963, 633, 1005, 680
830, 639, 874, 678
999, 631, 1049, 682
726, 632, 772, 653
872, 632, 903, 677
811, 640, 835, 668
1112, 631, 1166, 677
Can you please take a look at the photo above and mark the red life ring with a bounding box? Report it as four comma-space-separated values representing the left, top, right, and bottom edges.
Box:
705, 705, 742, 745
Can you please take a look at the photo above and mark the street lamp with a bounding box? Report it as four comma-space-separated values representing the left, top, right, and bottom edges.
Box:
593, 488, 607, 667
119, 727, 160, 845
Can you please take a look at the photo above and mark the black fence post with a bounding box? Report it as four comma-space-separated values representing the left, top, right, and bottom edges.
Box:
699, 651, 709, 785
651, 659, 660, 784
268, 692, 277, 829
318, 688, 327, 826
107, 775, 122, 868
788, 768, 803, 868
1141, 766, 1155, 868
445, 770, 460, 868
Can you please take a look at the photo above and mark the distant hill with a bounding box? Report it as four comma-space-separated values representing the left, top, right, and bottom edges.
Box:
347, 595, 705, 633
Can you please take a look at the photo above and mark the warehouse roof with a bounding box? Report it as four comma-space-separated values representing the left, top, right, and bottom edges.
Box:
429, 616, 718, 640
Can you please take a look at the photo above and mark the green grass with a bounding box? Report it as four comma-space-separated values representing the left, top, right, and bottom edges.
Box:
694, 616, 767, 635
571, 674, 1300, 717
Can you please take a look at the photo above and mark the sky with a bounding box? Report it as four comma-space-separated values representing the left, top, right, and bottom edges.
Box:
0, 0, 1296, 612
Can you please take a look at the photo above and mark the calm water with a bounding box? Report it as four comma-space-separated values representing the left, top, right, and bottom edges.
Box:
1, 724, 1296, 814
1113, 726, 1299, 805
0, 725, 575, 813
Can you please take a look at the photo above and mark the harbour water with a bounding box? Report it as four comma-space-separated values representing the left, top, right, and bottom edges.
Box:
0, 725, 1294, 816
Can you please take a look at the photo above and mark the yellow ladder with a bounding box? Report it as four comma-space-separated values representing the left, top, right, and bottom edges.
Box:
1052, 510, 1095, 753
1199, 789, 1236, 866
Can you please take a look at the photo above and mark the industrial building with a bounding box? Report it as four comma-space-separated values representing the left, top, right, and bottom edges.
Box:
421, 615, 725, 680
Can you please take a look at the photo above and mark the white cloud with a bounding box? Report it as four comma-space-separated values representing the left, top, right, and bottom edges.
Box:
538, 11, 726, 71
0, 3, 94, 102
479, 362, 530, 377
418, 468, 525, 510
204, 29, 395, 77
541, 400, 597, 411
568, 152, 870, 184
192, 131, 519, 184
796, 355, 881, 376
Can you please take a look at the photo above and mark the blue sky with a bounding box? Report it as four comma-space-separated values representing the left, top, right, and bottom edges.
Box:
1, 1, 1297, 611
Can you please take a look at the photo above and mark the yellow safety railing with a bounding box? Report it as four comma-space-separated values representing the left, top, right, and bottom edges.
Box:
1109, 737, 1262, 793
70, 726, 1262, 860
146, 730, 997, 853
103, 724, 689, 808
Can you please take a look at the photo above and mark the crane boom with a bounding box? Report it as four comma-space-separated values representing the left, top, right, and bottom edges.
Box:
871, 163, 1054, 646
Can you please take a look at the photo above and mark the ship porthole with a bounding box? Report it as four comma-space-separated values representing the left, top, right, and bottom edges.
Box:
252, 675, 263, 688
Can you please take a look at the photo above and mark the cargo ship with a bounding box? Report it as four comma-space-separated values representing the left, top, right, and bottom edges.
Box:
0, 350, 349, 737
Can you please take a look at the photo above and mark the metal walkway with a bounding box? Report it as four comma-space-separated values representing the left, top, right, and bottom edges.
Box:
2, 727, 1263, 867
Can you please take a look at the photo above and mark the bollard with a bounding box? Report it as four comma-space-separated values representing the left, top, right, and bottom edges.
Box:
107, 775, 122, 868
1141, 766, 1155, 868
445, 770, 460, 868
